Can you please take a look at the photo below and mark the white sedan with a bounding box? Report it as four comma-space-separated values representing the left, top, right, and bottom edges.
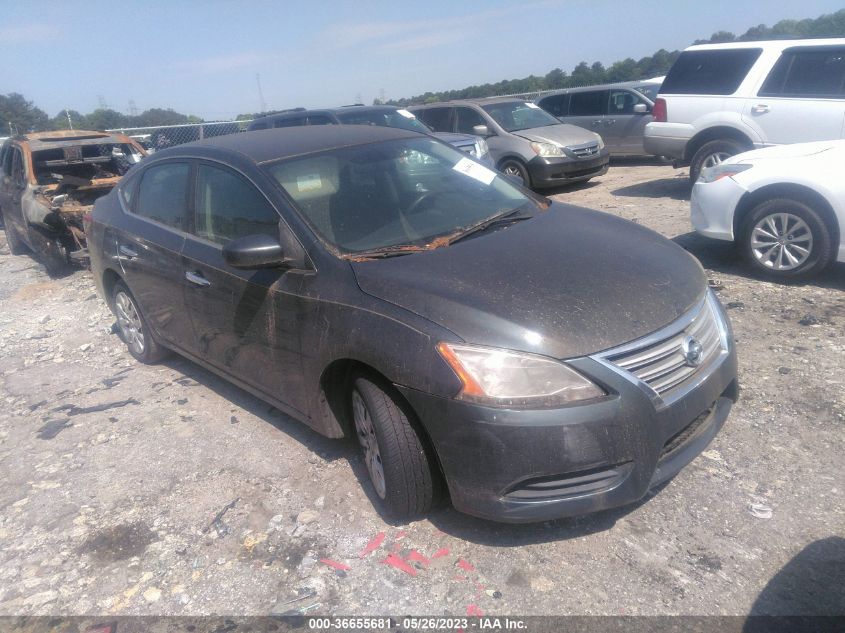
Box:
691, 141, 844, 279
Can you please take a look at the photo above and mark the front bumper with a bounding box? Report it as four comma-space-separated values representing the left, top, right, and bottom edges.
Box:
527, 149, 610, 188
691, 175, 748, 241
398, 307, 738, 523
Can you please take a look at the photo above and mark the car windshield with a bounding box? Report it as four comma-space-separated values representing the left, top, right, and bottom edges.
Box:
336, 109, 432, 134
481, 101, 559, 132
266, 137, 534, 256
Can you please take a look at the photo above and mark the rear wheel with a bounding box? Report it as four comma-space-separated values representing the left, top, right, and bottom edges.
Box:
350, 374, 437, 519
741, 198, 834, 279
689, 139, 746, 183
112, 281, 168, 363
498, 159, 531, 189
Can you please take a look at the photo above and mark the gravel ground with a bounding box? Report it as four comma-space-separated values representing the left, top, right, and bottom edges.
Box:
0, 159, 842, 618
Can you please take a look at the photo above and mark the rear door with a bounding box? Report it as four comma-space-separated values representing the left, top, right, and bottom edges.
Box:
181, 161, 305, 407
536, 93, 569, 120
745, 46, 845, 144
116, 160, 194, 347
414, 107, 454, 133
566, 90, 609, 141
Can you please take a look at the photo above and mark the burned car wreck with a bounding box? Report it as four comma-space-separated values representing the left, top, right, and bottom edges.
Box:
0, 130, 146, 274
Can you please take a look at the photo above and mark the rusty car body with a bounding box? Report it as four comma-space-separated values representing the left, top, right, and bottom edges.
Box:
0, 130, 146, 273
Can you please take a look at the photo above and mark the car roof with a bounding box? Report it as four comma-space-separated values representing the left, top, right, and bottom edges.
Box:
150, 125, 422, 165
13, 129, 137, 150
537, 81, 661, 98
252, 104, 406, 124
686, 38, 845, 52
411, 97, 529, 108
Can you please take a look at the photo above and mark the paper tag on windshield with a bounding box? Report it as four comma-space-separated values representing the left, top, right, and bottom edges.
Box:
297, 174, 322, 192
525, 102, 541, 109
397, 109, 415, 119
452, 157, 496, 185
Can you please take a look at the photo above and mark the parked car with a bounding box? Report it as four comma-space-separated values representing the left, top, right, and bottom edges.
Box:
247, 105, 493, 167
691, 140, 845, 279
645, 38, 845, 182
410, 98, 609, 189
87, 126, 737, 523
0, 130, 146, 274
535, 81, 661, 156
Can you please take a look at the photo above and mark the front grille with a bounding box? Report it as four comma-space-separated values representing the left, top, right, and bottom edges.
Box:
603, 297, 725, 401
567, 142, 600, 158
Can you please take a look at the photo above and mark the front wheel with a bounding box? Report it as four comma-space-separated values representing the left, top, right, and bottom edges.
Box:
350, 374, 438, 519
498, 159, 531, 189
689, 139, 746, 183
741, 198, 834, 279
112, 281, 168, 363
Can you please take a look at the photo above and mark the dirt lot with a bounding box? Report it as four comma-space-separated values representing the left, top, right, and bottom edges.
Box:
0, 160, 842, 619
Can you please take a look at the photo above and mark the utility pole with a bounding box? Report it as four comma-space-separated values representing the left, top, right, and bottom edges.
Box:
379, 88, 386, 104
255, 74, 267, 114
97, 95, 108, 109
129, 100, 139, 117
355, 92, 363, 105
65, 109, 73, 130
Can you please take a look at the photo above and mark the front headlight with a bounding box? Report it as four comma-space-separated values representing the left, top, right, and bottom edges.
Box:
530, 141, 564, 158
596, 135, 605, 150
698, 163, 752, 183
437, 342, 604, 407
473, 137, 489, 158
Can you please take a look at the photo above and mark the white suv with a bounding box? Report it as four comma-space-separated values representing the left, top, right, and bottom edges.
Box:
644, 39, 845, 182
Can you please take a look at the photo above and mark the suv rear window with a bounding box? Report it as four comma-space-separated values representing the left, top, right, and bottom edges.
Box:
661, 49, 762, 95
759, 47, 845, 98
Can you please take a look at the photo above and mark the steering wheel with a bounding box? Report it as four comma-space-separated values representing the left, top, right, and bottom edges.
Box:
405, 191, 439, 215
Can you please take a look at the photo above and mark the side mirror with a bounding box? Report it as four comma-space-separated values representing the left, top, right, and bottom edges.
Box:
472, 124, 491, 137
223, 233, 289, 269
633, 103, 649, 114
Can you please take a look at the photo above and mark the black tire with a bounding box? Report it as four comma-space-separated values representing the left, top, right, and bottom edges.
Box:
350, 373, 437, 519
111, 281, 168, 363
740, 198, 834, 280
498, 158, 531, 189
3, 223, 28, 256
689, 139, 747, 183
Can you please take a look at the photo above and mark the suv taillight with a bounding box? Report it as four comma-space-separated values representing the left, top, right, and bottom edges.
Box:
652, 98, 667, 122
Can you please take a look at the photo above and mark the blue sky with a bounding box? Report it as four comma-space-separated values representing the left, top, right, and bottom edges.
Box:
1, 0, 842, 120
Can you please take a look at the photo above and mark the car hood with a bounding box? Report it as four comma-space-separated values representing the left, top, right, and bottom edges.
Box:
512, 124, 600, 147
351, 204, 706, 359
733, 140, 841, 163
433, 131, 477, 146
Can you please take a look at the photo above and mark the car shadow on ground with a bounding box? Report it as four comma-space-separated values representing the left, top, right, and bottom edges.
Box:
745, 536, 845, 625
542, 179, 601, 197
612, 176, 691, 201
674, 231, 845, 292
156, 354, 416, 526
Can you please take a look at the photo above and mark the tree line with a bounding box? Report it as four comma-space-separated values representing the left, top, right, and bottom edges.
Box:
3, 9, 845, 134
385, 8, 845, 106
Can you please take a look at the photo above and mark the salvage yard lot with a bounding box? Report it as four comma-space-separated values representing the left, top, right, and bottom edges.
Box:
0, 161, 842, 616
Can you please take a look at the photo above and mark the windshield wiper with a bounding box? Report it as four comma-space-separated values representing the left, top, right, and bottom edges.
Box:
447, 209, 533, 246
343, 244, 424, 260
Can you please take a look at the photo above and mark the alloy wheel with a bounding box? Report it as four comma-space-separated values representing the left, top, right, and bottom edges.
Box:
352, 390, 387, 498
701, 151, 733, 169
502, 164, 525, 185
750, 212, 813, 271
114, 291, 146, 355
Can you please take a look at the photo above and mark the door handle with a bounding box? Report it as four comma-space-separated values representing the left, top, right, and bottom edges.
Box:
118, 244, 138, 259
185, 271, 211, 287
751, 104, 769, 114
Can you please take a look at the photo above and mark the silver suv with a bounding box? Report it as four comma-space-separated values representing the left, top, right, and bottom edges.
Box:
410, 98, 609, 189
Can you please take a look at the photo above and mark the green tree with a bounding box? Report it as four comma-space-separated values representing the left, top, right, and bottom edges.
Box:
0, 93, 50, 134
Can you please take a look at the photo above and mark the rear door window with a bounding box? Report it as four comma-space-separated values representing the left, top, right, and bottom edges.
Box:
306, 115, 334, 125
662, 49, 763, 95
759, 47, 845, 98
415, 107, 452, 132
274, 116, 306, 128
568, 90, 608, 116
11, 148, 26, 185
135, 162, 189, 230
538, 94, 569, 117
608, 90, 640, 114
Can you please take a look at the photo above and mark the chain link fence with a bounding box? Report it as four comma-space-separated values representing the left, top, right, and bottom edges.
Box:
106, 120, 253, 153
